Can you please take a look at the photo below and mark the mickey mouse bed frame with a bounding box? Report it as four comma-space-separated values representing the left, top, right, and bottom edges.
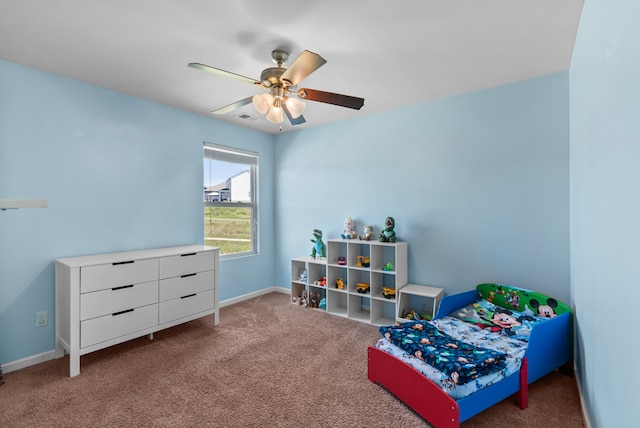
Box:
367, 284, 573, 427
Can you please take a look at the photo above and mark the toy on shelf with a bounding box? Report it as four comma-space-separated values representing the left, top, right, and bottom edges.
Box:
298, 269, 308, 282
295, 289, 308, 307
313, 276, 327, 287
356, 255, 370, 267
335, 278, 345, 290
356, 282, 370, 293
337, 256, 346, 265
359, 224, 373, 241
401, 308, 432, 321
378, 216, 397, 243
382, 262, 393, 271
310, 229, 326, 259
341, 216, 357, 239
319, 298, 326, 310
382, 287, 396, 299
308, 291, 321, 308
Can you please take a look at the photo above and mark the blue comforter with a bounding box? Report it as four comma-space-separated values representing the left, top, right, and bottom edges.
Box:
379, 321, 507, 385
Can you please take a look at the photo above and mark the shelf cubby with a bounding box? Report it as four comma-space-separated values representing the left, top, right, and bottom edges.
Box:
348, 293, 371, 322
327, 289, 348, 317
371, 298, 396, 326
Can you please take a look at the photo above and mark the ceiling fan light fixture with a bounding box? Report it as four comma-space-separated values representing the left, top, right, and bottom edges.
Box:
285, 97, 306, 119
266, 104, 283, 123
191, 48, 364, 127
252, 93, 273, 115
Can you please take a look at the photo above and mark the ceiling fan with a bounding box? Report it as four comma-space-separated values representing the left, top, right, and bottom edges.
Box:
188, 49, 364, 126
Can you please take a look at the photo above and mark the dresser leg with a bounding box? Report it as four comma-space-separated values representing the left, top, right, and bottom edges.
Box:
70, 354, 80, 377
149, 333, 154, 340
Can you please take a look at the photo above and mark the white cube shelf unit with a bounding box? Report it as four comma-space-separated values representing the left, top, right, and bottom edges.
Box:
291, 239, 408, 326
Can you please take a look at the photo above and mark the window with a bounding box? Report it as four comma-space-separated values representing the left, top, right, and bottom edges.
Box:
203, 142, 258, 257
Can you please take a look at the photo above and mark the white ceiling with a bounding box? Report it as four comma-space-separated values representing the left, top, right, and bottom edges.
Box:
0, 0, 584, 135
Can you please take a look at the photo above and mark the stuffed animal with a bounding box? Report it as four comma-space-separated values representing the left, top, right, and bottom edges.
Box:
341, 216, 357, 239
310, 229, 326, 259
378, 216, 397, 242
308, 291, 320, 308
359, 224, 373, 241
296, 289, 308, 307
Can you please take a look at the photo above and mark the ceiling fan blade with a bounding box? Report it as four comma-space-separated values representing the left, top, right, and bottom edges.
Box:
297, 88, 364, 110
283, 104, 306, 126
211, 96, 253, 115
188, 63, 260, 86
280, 50, 327, 86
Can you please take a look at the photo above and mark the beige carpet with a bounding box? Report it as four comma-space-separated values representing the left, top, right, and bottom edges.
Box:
0, 292, 584, 427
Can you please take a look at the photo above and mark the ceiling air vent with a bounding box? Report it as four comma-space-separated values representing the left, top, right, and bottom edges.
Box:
235, 113, 260, 121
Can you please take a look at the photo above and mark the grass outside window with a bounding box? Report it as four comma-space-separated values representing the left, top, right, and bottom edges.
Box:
204, 206, 252, 255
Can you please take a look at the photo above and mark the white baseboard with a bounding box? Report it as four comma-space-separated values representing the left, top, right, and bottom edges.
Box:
3, 350, 56, 374
574, 366, 592, 428
2, 286, 290, 374
219, 285, 289, 308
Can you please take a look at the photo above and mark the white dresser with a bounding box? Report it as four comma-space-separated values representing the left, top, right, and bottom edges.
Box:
55, 245, 219, 377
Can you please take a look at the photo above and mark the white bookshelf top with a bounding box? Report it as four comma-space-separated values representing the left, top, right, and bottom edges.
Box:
327, 238, 407, 247
401, 284, 445, 299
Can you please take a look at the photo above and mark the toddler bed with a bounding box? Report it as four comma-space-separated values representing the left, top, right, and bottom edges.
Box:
367, 283, 573, 427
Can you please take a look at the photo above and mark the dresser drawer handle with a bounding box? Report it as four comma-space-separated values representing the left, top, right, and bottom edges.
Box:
181, 293, 197, 299
112, 308, 134, 316
180, 273, 196, 278
112, 260, 134, 266
112, 284, 134, 291
180, 253, 197, 257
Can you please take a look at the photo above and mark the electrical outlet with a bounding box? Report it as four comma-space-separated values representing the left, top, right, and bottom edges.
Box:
35, 311, 48, 327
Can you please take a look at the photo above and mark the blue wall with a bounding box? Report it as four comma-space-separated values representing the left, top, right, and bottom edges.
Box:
570, 1, 640, 427
0, 59, 276, 364
274, 73, 570, 303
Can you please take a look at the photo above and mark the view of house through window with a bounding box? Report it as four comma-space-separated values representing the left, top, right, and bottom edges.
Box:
203, 143, 257, 257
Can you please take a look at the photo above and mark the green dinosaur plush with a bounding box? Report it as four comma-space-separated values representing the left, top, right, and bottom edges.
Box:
310, 229, 326, 259
378, 216, 397, 242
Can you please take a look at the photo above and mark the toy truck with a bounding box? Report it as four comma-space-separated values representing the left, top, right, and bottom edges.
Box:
382, 287, 396, 299
356, 282, 370, 293
356, 255, 370, 267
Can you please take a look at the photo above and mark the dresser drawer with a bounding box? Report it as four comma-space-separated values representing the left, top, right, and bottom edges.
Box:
159, 289, 215, 324
80, 280, 158, 321
159, 251, 214, 279
81, 303, 158, 348
80, 258, 158, 293
159, 269, 215, 302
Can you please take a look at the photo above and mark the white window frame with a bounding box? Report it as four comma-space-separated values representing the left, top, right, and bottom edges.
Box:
203, 142, 258, 258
